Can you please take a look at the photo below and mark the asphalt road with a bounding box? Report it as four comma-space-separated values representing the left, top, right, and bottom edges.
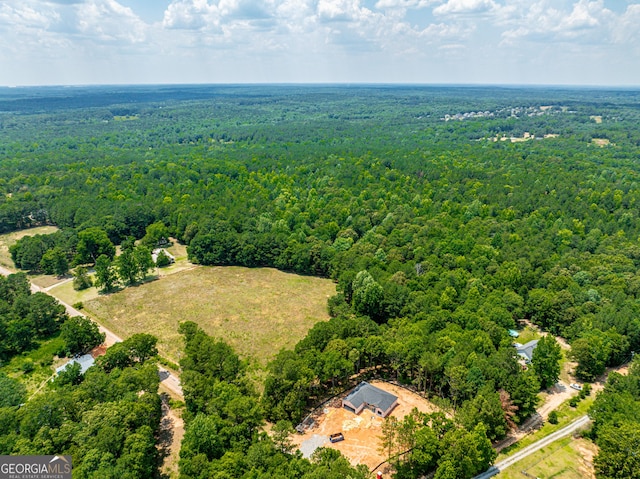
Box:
0, 266, 184, 399
473, 415, 592, 479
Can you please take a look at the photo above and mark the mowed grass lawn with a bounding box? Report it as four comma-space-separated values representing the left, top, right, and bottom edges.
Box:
82, 266, 336, 366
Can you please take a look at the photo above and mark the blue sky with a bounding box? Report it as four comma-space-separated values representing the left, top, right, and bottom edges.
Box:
1, 0, 639, 86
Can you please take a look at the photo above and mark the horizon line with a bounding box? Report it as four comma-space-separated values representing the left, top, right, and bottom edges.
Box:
2, 81, 640, 91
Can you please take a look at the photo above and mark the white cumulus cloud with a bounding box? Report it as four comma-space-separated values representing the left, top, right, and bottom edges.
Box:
559, 0, 605, 31
317, 0, 370, 22
613, 3, 640, 44
433, 0, 497, 15
374, 0, 438, 9
162, 0, 220, 29
500, 0, 614, 43
2, 0, 640, 85
78, 0, 147, 42
0, 3, 59, 28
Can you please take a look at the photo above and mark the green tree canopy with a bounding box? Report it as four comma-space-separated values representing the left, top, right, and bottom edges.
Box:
72, 265, 93, 291
594, 421, 640, 479
40, 246, 69, 277
532, 335, 562, 389
60, 316, 105, 355
94, 254, 117, 293
75, 227, 115, 265
0, 372, 26, 407
352, 270, 384, 321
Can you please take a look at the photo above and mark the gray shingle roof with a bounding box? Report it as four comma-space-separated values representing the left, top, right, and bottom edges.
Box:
515, 339, 539, 363
345, 381, 398, 412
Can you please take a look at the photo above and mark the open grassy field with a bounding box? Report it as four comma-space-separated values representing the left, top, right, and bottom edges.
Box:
497, 437, 597, 479
81, 266, 336, 365
0, 226, 59, 270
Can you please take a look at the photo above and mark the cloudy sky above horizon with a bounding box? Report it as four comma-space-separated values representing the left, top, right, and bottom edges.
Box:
1, 0, 639, 86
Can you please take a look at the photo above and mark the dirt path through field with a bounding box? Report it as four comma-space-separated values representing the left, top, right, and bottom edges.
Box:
158, 394, 185, 479
0, 265, 17, 277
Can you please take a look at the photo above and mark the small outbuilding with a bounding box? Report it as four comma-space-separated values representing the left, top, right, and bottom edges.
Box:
342, 381, 398, 418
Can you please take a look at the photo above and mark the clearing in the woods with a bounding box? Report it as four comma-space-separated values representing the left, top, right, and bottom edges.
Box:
80, 265, 336, 365
291, 381, 445, 473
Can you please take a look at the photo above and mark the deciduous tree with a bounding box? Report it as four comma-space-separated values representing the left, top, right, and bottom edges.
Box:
40, 247, 69, 277
532, 335, 562, 389
594, 420, 640, 479
60, 316, 105, 355
72, 266, 93, 291
94, 254, 117, 293
0, 372, 26, 407
75, 227, 115, 264
352, 270, 384, 320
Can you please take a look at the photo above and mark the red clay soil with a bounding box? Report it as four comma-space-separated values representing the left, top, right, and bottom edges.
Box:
90, 344, 107, 358
291, 381, 442, 472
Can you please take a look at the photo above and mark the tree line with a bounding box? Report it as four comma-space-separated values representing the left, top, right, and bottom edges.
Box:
10, 223, 172, 293
588, 357, 640, 479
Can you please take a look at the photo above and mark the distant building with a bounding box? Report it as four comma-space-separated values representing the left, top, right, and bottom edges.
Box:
515, 339, 539, 364
152, 248, 175, 264
55, 354, 95, 376
342, 381, 398, 418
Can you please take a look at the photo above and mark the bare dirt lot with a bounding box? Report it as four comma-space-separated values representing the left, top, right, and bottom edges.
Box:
573, 438, 598, 479
291, 381, 443, 471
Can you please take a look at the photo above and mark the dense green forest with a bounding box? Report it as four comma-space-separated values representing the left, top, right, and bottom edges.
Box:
589, 358, 640, 478
0, 331, 163, 479
2, 85, 640, 478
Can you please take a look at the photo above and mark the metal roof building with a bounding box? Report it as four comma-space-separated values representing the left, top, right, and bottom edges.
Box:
55, 354, 95, 376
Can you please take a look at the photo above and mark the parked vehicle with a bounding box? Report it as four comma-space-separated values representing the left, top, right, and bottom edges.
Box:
570, 383, 583, 391
329, 432, 344, 443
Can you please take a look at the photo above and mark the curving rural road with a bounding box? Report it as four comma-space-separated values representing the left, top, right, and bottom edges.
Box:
473, 415, 592, 479
0, 266, 184, 399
